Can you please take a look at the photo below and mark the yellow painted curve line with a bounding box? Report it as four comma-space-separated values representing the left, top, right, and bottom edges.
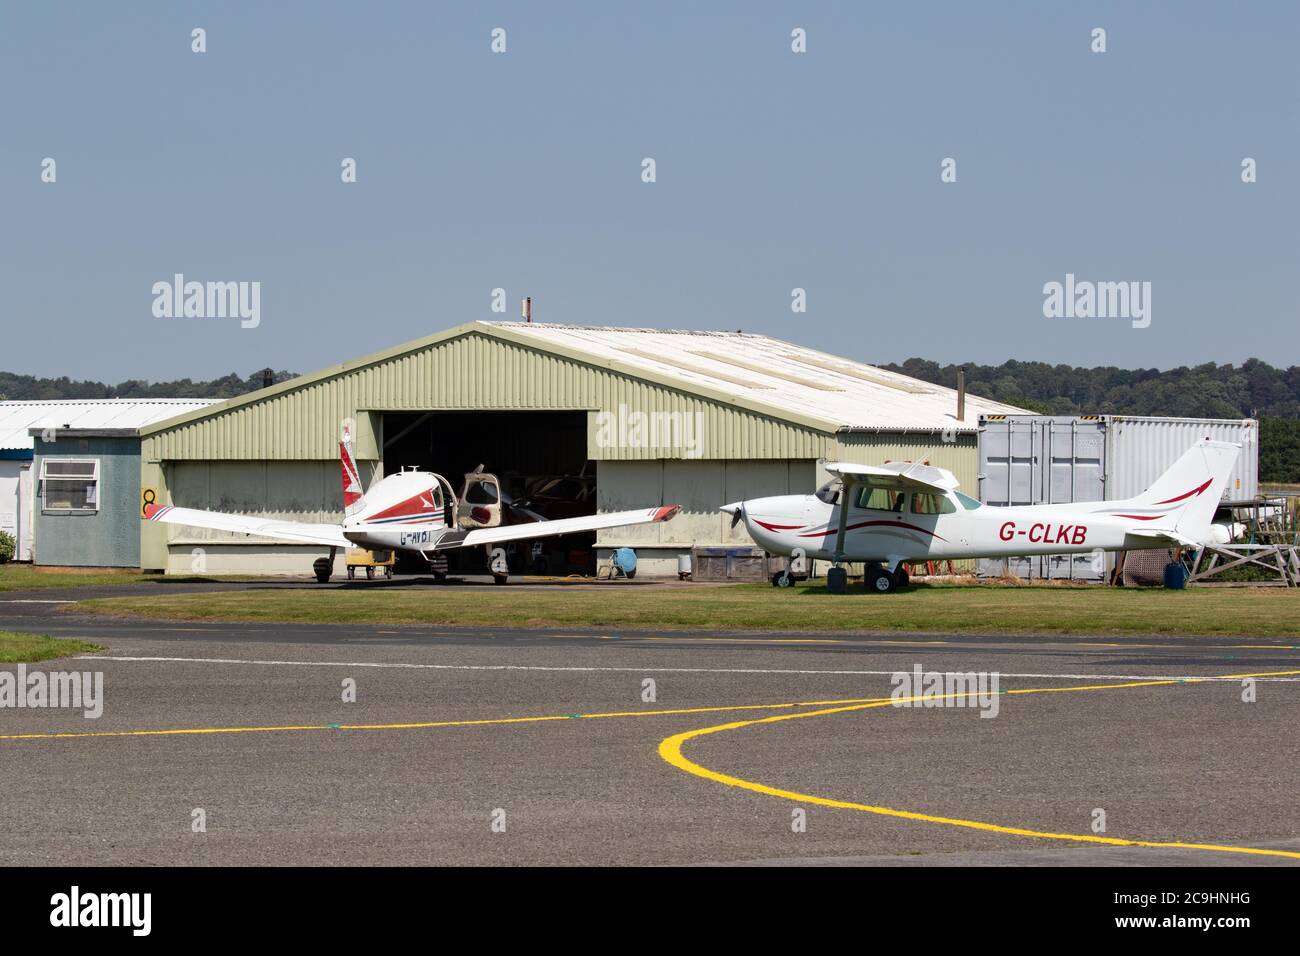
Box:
658, 670, 1300, 861
0, 696, 898, 741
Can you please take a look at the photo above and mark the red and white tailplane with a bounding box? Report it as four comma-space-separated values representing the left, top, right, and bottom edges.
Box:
340, 424, 366, 516
1115, 439, 1240, 545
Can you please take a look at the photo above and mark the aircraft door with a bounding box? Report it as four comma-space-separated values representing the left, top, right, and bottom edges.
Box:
457, 470, 503, 528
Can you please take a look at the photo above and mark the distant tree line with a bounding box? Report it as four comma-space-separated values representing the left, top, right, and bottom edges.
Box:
2, 359, 1299, 482
882, 358, 1300, 483
0, 369, 298, 403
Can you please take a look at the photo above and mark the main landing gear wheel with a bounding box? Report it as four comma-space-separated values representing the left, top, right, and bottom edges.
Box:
894, 567, 909, 589
313, 557, 333, 584
771, 570, 794, 588
492, 573, 509, 586
865, 567, 897, 593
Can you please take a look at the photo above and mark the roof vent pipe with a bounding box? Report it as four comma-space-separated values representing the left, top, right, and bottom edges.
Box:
522, 296, 532, 323
956, 367, 966, 422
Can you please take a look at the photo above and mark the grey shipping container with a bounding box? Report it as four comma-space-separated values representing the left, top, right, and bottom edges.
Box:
976, 415, 1258, 582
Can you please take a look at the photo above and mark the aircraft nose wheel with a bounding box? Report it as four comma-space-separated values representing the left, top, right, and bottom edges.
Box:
865, 567, 897, 593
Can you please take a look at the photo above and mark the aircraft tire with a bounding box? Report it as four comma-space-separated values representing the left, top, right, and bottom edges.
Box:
894, 567, 909, 589
492, 573, 509, 586
865, 567, 896, 594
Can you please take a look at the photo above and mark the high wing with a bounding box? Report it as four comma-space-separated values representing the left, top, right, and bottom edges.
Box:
822, 461, 960, 493
144, 503, 351, 548
456, 506, 681, 549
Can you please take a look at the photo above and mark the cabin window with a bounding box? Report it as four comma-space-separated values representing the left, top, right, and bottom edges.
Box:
40, 458, 100, 513
911, 492, 956, 515
954, 491, 982, 511
465, 479, 499, 505
856, 486, 906, 512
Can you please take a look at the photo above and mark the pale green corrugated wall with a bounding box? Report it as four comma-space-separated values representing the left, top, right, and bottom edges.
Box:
830, 433, 980, 493
141, 333, 829, 462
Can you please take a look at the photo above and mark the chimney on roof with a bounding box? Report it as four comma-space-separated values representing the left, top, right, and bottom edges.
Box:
261, 368, 274, 389
522, 297, 532, 323
956, 367, 966, 422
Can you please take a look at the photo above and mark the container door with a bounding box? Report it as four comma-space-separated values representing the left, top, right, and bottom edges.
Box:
978, 416, 1107, 581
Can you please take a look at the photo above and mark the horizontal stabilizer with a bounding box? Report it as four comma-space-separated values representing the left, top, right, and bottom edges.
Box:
1125, 525, 1202, 549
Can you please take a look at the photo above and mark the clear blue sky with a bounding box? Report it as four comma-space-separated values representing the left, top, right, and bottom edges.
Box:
2, 1, 1295, 381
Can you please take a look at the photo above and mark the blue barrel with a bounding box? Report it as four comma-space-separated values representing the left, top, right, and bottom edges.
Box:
1163, 561, 1189, 590
612, 548, 637, 577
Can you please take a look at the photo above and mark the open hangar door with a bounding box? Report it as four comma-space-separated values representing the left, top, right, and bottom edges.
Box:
380, 411, 596, 576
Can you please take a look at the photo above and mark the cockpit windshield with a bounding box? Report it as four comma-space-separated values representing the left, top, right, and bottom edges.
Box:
814, 478, 842, 505
954, 491, 982, 510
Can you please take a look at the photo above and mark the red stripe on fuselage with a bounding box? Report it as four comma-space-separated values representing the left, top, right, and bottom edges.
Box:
797, 519, 947, 542
367, 491, 440, 521
754, 520, 803, 531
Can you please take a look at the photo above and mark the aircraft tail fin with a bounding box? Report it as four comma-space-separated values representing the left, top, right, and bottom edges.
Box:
1121, 439, 1239, 544
340, 424, 366, 516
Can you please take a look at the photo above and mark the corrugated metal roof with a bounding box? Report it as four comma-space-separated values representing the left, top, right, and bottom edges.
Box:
0, 399, 220, 451
490, 323, 1029, 432
137, 321, 1031, 449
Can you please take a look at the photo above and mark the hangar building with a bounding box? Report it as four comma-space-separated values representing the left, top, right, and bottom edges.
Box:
138, 322, 1029, 576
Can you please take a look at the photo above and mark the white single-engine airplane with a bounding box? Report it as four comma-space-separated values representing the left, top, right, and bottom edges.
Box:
144, 429, 680, 584
722, 439, 1240, 592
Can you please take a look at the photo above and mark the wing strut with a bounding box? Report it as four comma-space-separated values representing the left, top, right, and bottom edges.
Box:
832, 477, 856, 566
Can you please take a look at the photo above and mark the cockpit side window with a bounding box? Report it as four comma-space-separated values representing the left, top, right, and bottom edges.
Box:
815, 478, 842, 505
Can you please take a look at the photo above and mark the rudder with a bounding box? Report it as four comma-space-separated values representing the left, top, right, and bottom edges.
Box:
1127, 439, 1240, 541
340, 424, 365, 515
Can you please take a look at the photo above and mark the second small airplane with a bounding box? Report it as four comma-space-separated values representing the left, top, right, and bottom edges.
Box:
144, 427, 679, 584
722, 438, 1240, 592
